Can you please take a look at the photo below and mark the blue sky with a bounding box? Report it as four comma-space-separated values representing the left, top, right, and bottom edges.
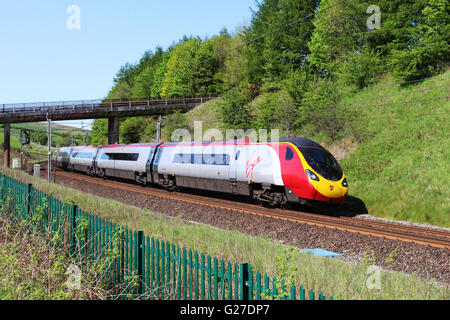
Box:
0, 1, 254, 128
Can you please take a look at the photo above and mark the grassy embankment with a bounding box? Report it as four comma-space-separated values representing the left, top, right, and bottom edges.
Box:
339, 72, 449, 227
3, 168, 448, 300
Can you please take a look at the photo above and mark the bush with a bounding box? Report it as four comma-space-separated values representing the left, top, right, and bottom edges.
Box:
299, 79, 346, 141
253, 90, 297, 137
337, 50, 384, 90
218, 86, 254, 130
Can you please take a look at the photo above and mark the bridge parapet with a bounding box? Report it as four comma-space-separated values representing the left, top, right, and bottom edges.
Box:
0, 96, 218, 124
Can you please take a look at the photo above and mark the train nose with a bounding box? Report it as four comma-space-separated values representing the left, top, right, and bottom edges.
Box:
316, 182, 347, 198
309, 174, 348, 200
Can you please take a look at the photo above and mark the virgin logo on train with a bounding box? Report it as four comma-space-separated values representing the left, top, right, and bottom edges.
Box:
245, 150, 262, 180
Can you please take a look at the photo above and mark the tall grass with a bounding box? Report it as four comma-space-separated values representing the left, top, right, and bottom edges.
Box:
340, 71, 450, 227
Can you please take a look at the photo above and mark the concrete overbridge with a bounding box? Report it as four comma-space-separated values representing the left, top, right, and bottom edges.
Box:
1, 95, 217, 167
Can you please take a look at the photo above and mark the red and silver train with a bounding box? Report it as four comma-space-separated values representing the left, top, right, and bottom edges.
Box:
53, 138, 348, 207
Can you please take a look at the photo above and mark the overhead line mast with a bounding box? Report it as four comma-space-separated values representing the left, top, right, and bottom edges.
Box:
47, 112, 52, 182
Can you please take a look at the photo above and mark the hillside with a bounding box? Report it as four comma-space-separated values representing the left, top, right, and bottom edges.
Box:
336, 71, 449, 227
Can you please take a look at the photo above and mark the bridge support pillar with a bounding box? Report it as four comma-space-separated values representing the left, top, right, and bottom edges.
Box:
3, 123, 10, 168
107, 117, 120, 144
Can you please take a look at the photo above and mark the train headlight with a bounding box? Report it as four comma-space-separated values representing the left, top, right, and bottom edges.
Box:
342, 178, 348, 187
305, 169, 320, 181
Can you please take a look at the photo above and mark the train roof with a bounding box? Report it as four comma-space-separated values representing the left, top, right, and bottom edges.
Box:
160, 139, 250, 147
71, 145, 97, 150
160, 138, 325, 149
91, 138, 324, 149
276, 138, 324, 149
98, 143, 160, 149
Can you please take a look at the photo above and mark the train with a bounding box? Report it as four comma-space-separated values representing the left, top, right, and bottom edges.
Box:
52, 138, 348, 207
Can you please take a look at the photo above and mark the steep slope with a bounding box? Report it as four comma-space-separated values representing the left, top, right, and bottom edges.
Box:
339, 71, 449, 227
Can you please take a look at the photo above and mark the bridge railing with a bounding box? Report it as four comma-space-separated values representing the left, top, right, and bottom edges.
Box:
0, 96, 219, 114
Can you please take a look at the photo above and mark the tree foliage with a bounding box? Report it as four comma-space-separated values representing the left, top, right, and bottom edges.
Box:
244, 0, 318, 84
93, 0, 449, 144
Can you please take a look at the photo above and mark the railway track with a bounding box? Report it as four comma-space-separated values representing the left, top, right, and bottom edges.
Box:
53, 169, 450, 250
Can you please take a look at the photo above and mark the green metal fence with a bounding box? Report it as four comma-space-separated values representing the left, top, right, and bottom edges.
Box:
0, 172, 333, 300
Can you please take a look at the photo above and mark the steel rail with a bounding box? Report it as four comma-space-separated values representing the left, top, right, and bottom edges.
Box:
53, 170, 450, 250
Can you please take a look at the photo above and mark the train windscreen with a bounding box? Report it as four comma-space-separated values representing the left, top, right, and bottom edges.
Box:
299, 147, 343, 181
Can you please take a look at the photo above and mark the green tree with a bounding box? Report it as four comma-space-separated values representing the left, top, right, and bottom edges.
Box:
389, 0, 449, 82
151, 52, 171, 98
299, 79, 346, 140
91, 119, 108, 145
106, 81, 133, 100
162, 111, 188, 141
113, 62, 138, 87
30, 130, 48, 146
132, 48, 165, 98
337, 48, 383, 89
254, 90, 297, 136
161, 38, 202, 97
307, 0, 367, 77
219, 86, 254, 130
244, 0, 318, 84
189, 40, 221, 95
120, 117, 147, 144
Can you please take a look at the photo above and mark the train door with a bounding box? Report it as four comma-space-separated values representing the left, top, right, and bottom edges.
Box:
228, 146, 243, 180
145, 147, 156, 183
92, 148, 100, 173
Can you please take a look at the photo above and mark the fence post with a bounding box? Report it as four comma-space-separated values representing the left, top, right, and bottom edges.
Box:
26, 183, 32, 217
137, 230, 144, 296
71, 204, 78, 254
240, 263, 250, 300
299, 285, 305, 300
309, 289, 315, 300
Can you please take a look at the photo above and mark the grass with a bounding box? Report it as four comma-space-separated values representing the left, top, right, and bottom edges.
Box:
0, 212, 106, 300
0, 131, 22, 151
3, 168, 448, 300
339, 71, 450, 227
161, 97, 226, 141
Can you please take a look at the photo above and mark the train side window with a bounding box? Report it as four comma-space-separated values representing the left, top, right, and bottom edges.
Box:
235, 150, 241, 160
285, 147, 294, 161
100, 153, 110, 160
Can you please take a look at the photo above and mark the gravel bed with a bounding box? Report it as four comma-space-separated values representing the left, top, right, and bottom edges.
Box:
44, 170, 450, 284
